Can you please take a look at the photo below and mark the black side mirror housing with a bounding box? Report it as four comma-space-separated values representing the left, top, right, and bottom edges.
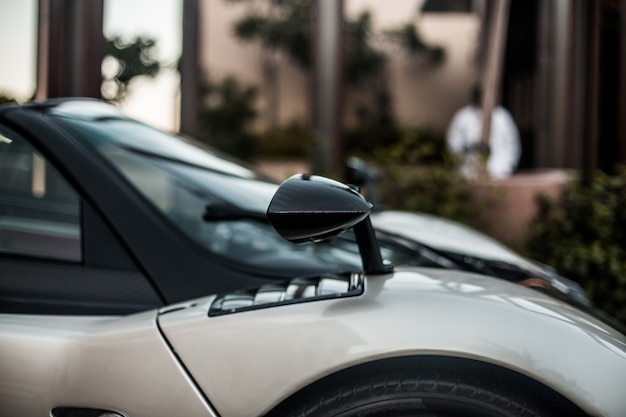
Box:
267, 174, 393, 275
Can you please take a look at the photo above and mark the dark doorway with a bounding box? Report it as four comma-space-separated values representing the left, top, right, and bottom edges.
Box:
501, 0, 538, 170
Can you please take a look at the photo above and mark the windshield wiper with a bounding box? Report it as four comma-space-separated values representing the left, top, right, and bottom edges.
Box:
203, 203, 268, 223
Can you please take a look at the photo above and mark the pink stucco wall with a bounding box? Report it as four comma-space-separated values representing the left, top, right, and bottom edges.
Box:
472, 169, 571, 249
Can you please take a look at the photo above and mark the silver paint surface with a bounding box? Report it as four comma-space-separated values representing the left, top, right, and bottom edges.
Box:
0, 310, 215, 417
160, 268, 626, 417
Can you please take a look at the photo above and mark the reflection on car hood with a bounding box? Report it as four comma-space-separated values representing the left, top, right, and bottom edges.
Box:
159, 267, 626, 417
371, 211, 537, 270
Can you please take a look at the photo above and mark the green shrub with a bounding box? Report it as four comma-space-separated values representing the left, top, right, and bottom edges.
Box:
345, 126, 447, 164
253, 122, 314, 158
198, 75, 258, 160
345, 125, 401, 157
351, 127, 491, 228
379, 164, 491, 227
526, 167, 626, 324
0, 93, 17, 106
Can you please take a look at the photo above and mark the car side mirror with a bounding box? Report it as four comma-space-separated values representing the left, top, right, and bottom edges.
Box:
267, 174, 393, 275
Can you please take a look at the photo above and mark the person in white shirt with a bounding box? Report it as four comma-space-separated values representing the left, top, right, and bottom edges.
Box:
446, 86, 521, 179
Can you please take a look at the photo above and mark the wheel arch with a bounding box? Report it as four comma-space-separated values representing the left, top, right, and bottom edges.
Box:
263, 355, 590, 417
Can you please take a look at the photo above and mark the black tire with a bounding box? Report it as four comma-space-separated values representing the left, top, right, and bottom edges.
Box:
302, 375, 535, 416
266, 361, 584, 417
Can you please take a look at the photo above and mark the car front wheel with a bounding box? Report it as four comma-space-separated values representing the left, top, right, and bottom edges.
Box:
265, 362, 586, 417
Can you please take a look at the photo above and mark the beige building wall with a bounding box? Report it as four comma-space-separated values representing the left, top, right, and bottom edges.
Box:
346, 0, 480, 130
392, 13, 480, 129
199, 0, 480, 132
200, 0, 309, 130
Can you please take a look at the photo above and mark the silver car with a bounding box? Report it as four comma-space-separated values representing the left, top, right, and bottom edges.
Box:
1, 99, 625, 417
1, 172, 625, 417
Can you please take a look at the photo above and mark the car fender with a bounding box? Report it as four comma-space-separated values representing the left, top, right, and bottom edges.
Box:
159, 268, 626, 417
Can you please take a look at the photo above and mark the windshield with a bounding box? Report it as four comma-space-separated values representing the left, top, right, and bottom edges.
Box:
55, 114, 438, 274
50, 116, 355, 271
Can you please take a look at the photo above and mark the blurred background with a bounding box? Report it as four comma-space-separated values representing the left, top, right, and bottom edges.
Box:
1, 0, 626, 322
2, 1, 624, 174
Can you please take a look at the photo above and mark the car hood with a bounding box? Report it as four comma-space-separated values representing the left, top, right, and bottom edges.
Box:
371, 210, 538, 270
158, 267, 626, 417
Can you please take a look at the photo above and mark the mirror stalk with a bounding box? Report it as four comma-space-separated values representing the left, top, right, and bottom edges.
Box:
354, 217, 393, 275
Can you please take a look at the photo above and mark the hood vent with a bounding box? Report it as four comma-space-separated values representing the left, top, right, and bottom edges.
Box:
209, 272, 364, 316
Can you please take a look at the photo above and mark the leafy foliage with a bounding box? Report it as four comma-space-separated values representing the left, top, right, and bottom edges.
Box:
383, 23, 445, 63
380, 165, 485, 225
253, 121, 314, 157
346, 126, 447, 164
198, 75, 258, 160
231, 1, 387, 86
353, 128, 490, 226
526, 168, 626, 324
230, 1, 443, 80
232, 0, 311, 69
227, 0, 446, 140
344, 11, 387, 86
226, 0, 448, 164
102, 36, 161, 102
0, 94, 17, 106
342, 10, 393, 128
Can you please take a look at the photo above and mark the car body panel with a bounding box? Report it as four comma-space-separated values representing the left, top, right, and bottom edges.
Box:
371, 210, 539, 270
0, 311, 216, 417
158, 268, 626, 417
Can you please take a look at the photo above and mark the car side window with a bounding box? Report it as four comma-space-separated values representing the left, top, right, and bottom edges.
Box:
0, 127, 81, 261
